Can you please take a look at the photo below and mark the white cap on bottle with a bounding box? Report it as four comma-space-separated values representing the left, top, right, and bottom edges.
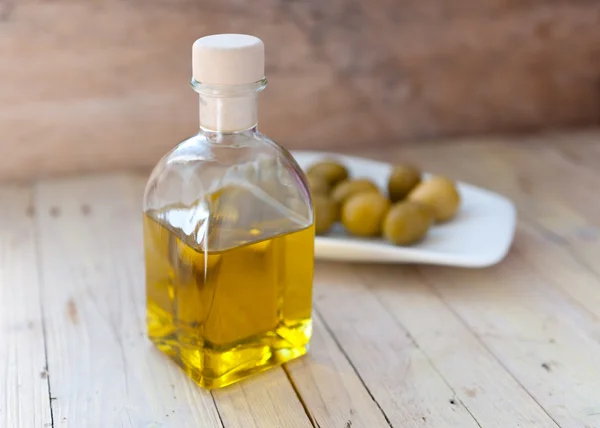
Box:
192, 34, 265, 85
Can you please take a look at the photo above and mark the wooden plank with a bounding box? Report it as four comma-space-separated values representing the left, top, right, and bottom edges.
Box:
313, 262, 482, 428
543, 130, 600, 175
514, 221, 600, 321
499, 142, 600, 223
499, 143, 600, 261
0, 186, 52, 428
520, 143, 600, 314
352, 264, 559, 427
381, 142, 600, 426
411, 141, 600, 320
486, 142, 600, 325
34, 174, 223, 427
284, 313, 392, 428
417, 255, 600, 428
212, 368, 313, 428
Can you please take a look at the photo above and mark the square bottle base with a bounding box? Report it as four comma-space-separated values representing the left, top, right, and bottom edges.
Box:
149, 316, 312, 389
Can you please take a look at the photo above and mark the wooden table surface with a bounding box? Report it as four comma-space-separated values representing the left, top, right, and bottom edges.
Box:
3, 131, 600, 427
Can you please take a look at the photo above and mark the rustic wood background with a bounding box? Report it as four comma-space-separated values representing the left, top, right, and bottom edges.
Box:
1, 0, 600, 181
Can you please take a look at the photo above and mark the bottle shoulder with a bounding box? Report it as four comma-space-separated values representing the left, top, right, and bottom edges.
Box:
143, 131, 313, 251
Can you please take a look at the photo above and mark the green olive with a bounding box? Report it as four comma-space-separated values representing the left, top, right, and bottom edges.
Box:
388, 164, 421, 202
306, 161, 349, 187
341, 193, 390, 237
307, 173, 331, 195
331, 179, 379, 206
313, 194, 338, 235
408, 176, 461, 222
382, 201, 433, 245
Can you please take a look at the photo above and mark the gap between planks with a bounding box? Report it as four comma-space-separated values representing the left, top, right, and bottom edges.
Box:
0, 185, 52, 428
314, 262, 558, 428
386, 142, 600, 426
8, 135, 600, 427
25, 172, 397, 428
32, 174, 223, 428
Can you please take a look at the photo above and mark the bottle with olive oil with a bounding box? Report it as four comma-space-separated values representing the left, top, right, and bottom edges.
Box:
143, 34, 315, 389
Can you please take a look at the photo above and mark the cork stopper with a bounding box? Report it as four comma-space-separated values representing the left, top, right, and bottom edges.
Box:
192, 34, 265, 86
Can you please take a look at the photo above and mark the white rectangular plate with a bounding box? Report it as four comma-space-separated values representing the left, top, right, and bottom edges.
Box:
291, 150, 517, 268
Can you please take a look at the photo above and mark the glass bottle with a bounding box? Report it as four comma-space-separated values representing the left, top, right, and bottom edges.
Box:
142, 34, 315, 389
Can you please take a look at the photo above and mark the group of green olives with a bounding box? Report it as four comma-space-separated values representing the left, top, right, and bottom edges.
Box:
305, 160, 461, 245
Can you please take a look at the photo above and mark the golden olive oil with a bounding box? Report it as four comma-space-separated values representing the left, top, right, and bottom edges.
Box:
144, 212, 314, 389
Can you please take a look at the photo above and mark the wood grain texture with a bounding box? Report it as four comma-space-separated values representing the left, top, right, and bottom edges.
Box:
212, 368, 313, 428
0, 186, 52, 428
1, 0, 600, 180
284, 313, 391, 428
313, 263, 482, 428
34, 174, 224, 427
418, 256, 600, 428
381, 141, 600, 427
6, 132, 600, 426
352, 264, 559, 427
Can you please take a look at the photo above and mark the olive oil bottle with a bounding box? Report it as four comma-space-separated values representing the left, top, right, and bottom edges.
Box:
143, 34, 314, 389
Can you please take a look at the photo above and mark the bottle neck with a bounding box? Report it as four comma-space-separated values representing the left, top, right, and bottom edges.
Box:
199, 93, 258, 133
192, 78, 266, 134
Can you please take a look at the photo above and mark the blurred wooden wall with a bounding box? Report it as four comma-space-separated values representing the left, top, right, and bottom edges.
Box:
1, 0, 599, 181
